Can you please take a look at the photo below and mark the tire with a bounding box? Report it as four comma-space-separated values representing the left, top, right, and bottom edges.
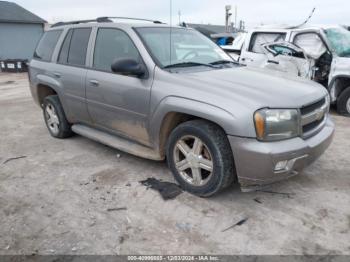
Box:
166, 120, 235, 197
337, 87, 350, 116
43, 95, 73, 138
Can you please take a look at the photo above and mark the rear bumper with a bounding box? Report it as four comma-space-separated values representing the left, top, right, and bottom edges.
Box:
228, 118, 335, 190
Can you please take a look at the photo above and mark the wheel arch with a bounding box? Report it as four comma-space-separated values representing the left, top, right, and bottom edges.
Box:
32, 74, 63, 107
149, 97, 238, 157
329, 75, 350, 102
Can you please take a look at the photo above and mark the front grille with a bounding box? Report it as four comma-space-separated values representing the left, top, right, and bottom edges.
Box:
300, 97, 328, 138
302, 115, 325, 133
300, 98, 326, 115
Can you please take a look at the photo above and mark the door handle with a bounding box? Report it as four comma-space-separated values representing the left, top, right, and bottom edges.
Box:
89, 80, 99, 86
53, 72, 61, 78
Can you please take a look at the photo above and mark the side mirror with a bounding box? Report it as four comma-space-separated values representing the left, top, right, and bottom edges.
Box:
111, 58, 146, 77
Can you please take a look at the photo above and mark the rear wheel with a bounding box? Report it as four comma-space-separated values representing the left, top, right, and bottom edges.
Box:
166, 120, 235, 197
43, 95, 73, 138
337, 87, 350, 116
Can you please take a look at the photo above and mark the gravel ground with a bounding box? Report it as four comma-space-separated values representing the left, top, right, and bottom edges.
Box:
0, 73, 350, 255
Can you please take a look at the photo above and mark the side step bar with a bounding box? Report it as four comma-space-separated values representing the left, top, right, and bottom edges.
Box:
72, 124, 164, 161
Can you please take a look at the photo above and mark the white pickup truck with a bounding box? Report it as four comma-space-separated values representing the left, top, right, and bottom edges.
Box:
224, 25, 350, 116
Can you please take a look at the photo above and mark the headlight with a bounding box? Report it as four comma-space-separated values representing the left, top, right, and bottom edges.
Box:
254, 109, 300, 141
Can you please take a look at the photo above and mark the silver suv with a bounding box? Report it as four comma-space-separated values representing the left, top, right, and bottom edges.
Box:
29, 17, 335, 196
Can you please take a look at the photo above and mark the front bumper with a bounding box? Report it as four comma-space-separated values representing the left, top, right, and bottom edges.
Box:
228, 118, 335, 190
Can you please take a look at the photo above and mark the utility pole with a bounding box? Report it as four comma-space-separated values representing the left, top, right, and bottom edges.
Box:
225, 5, 232, 33
235, 5, 237, 31
178, 10, 181, 25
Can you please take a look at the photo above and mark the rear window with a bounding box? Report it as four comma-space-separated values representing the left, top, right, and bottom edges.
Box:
67, 28, 91, 66
34, 30, 63, 61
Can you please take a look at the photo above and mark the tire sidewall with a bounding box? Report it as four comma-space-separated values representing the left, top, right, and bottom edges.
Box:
337, 87, 350, 116
166, 124, 227, 197
43, 96, 70, 138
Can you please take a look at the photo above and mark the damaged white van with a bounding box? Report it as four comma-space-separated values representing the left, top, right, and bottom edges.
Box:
230, 25, 350, 116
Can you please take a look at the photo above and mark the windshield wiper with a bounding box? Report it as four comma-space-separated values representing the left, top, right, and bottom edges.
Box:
210, 60, 238, 65
164, 62, 218, 69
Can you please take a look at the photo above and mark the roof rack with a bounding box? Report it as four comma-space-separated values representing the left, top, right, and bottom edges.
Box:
51, 17, 163, 28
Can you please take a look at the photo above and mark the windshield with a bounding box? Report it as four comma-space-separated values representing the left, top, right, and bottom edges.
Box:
324, 27, 350, 57
135, 27, 232, 68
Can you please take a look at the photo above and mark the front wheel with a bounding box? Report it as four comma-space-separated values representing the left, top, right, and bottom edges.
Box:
337, 87, 350, 116
166, 120, 235, 197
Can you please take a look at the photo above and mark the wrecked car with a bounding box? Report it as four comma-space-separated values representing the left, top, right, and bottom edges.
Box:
29, 18, 334, 196
229, 25, 350, 116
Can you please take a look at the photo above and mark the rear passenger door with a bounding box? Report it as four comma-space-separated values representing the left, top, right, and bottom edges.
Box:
54, 27, 92, 124
86, 27, 152, 145
240, 32, 286, 67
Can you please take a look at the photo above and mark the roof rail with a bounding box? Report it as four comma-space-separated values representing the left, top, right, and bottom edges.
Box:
51, 16, 163, 28
97, 17, 164, 24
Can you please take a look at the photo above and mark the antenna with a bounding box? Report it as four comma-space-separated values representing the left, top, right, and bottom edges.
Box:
169, 0, 173, 66
288, 7, 316, 29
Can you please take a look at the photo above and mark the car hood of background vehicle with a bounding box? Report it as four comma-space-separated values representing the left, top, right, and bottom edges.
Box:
180, 66, 327, 109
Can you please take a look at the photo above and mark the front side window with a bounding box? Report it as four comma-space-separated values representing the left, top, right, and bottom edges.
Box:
324, 27, 350, 57
93, 28, 140, 72
267, 44, 305, 59
34, 30, 62, 61
249, 32, 286, 54
135, 27, 232, 68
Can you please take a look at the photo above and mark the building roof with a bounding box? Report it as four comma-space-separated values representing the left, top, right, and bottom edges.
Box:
187, 23, 229, 37
0, 1, 46, 24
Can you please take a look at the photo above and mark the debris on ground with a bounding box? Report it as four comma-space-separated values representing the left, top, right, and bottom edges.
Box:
0, 80, 15, 86
254, 197, 263, 204
2, 155, 27, 165
257, 190, 295, 198
176, 222, 192, 232
125, 182, 131, 187
222, 217, 249, 232
107, 207, 127, 212
140, 178, 183, 200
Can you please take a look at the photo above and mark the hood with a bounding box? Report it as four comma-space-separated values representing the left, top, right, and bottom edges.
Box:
179, 66, 327, 110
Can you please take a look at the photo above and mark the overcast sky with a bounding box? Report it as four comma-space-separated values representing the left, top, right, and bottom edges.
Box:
14, 0, 349, 28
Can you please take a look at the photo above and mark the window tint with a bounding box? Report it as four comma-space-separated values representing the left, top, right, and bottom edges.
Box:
249, 32, 286, 53
58, 29, 73, 64
67, 28, 91, 66
34, 30, 62, 61
93, 28, 140, 72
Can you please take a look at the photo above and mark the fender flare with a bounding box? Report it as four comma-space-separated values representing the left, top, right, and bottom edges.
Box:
149, 96, 238, 148
36, 74, 62, 95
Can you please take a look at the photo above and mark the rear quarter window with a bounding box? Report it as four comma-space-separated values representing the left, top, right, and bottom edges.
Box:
34, 30, 63, 62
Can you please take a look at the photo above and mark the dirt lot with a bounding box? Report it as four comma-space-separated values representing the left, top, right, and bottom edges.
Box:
0, 73, 350, 255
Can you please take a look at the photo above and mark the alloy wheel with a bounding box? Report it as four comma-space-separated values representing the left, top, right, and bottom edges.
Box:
45, 103, 60, 135
173, 135, 214, 186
